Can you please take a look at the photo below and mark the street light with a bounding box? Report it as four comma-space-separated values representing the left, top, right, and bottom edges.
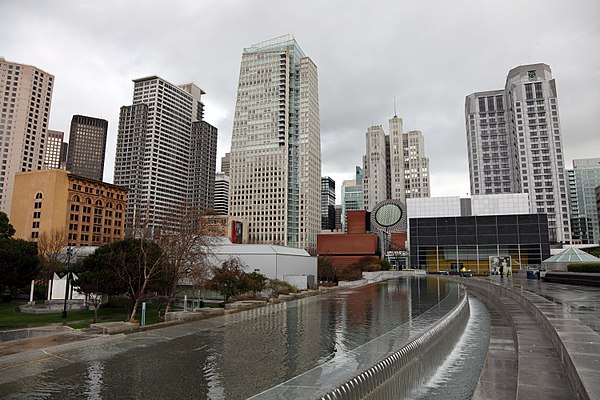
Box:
61, 246, 73, 319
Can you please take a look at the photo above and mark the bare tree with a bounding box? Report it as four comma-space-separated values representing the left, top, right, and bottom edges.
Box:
121, 206, 167, 321
37, 229, 68, 284
157, 204, 215, 314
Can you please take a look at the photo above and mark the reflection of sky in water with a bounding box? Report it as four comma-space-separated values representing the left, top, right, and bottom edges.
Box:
0, 276, 454, 400
84, 360, 104, 400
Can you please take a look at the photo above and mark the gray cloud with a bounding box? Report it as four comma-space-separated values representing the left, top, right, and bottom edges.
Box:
2, 0, 599, 202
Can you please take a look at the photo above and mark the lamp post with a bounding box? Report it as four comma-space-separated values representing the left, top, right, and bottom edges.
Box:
61, 246, 73, 319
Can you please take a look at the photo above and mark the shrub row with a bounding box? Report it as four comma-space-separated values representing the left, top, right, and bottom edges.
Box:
567, 263, 600, 273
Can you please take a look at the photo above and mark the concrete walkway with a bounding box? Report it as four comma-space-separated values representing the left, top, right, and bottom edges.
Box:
459, 274, 600, 400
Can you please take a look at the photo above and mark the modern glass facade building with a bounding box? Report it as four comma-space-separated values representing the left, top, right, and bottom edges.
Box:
568, 158, 600, 244
229, 35, 321, 250
409, 214, 550, 273
341, 166, 364, 231
321, 176, 335, 230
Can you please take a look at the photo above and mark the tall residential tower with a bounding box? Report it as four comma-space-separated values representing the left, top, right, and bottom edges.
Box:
229, 35, 321, 251
0, 59, 54, 215
114, 76, 217, 232
466, 63, 570, 243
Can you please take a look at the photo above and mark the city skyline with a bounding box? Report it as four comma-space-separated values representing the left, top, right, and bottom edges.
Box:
2, 1, 599, 201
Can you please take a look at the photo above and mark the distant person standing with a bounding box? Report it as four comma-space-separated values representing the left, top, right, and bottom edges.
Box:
499, 261, 504, 279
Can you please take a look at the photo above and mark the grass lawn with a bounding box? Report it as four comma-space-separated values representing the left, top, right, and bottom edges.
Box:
0, 301, 168, 331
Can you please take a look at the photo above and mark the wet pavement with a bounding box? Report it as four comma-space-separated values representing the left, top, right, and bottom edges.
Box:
461, 273, 600, 400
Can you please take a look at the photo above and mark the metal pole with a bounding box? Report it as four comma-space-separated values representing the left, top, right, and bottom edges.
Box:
141, 302, 146, 326
61, 247, 73, 319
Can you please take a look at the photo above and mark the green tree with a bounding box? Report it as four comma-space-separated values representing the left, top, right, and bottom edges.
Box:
72, 254, 127, 323
0, 238, 39, 297
208, 257, 251, 302
265, 279, 299, 296
584, 247, 600, 258
318, 257, 336, 282
247, 271, 267, 295
81, 238, 164, 321
0, 211, 15, 239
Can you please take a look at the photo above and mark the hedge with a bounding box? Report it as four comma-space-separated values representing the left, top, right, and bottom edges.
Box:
567, 263, 600, 273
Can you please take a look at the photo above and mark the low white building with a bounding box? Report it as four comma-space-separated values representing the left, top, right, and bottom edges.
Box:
209, 240, 317, 289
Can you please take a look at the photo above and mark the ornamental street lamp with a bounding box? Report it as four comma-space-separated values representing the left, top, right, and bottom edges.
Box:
61, 246, 73, 319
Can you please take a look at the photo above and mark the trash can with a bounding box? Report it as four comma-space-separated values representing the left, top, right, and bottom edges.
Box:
527, 270, 534, 279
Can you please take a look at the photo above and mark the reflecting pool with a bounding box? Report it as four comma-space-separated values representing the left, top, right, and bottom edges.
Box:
1, 276, 463, 399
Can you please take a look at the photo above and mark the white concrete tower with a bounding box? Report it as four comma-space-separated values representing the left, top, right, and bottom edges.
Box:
0, 59, 54, 215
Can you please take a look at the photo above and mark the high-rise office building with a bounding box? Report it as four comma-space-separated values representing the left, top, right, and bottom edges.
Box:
341, 166, 364, 231
465, 63, 570, 243
214, 172, 230, 215
221, 152, 230, 176
363, 125, 388, 210
0, 58, 54, 215
229, 35, 321, 250
43, 130, 64, 170
334, 204, 342, 231
404, 130, 431, 198
114, 76, 217, 232
60, 142, 68, 170
66, 115, 108, 180
363, 115, 429, 210
568, 158, 600, 244
321, 177, 335, 230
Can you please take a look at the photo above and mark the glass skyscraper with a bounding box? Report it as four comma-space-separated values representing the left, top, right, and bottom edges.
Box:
568, 158, 600, 244
229, 35, 321, 251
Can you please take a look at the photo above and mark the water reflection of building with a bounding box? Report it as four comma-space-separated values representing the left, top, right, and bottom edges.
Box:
408, 195, 551, 273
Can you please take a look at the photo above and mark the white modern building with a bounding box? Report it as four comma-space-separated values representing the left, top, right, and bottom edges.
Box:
209, 240, 317, 289
229, 35, 321, 251
466, 63, 570, 243
0, 58, 54, 215
407, 194, 531, 219
214, 172, 230, 215
114, 76, 217, 232
363, 115, 430, 211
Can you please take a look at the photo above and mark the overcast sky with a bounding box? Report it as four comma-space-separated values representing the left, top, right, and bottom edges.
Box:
2, 0, 599, 201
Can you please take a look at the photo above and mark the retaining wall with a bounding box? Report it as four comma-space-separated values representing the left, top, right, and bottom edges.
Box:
320, 287, 469, 400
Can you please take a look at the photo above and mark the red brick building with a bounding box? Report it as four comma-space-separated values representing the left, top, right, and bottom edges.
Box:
317, 210, 406, 268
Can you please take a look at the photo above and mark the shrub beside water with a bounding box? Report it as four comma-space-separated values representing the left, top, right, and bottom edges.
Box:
567, 263, 600, 273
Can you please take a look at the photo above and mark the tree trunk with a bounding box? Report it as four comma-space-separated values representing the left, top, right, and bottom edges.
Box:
93, 303, 99, 323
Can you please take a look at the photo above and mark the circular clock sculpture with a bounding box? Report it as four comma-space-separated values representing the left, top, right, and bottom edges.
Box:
370, 199, 407, 232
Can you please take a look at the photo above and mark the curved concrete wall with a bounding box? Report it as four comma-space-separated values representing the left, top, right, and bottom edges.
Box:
321, 289, 470, 400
